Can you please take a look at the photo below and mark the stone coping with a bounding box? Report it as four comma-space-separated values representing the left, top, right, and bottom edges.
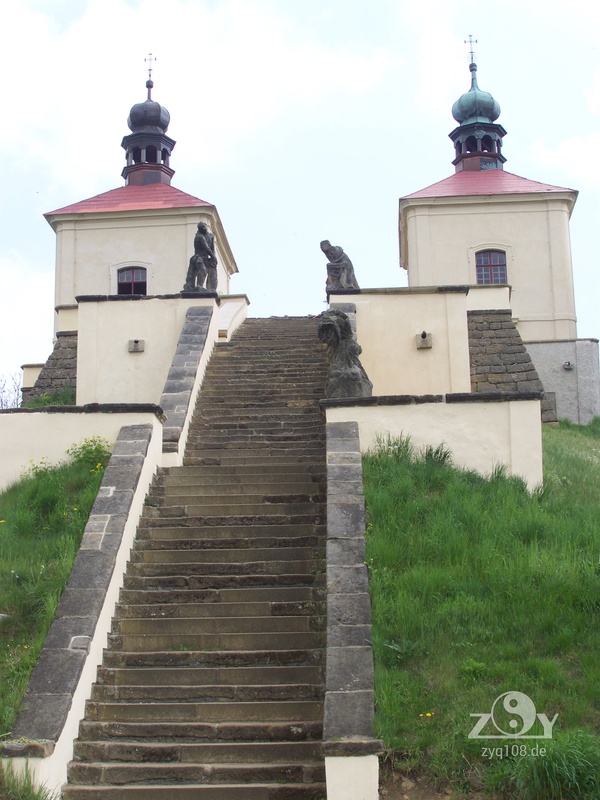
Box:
75, 293, 220, 304
324, 419, 383, 756
1, 424, 156, 759
525, 337, 600, 345
160, 306, 214, 454
329, 285, 470, 296
321, 391, 542, 409
0, 404, 165, 417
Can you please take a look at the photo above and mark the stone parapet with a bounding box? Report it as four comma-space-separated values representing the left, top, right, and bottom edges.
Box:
324, 420, 382, 800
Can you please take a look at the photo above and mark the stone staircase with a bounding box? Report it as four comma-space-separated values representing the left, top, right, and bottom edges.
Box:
62, 316, 329, 799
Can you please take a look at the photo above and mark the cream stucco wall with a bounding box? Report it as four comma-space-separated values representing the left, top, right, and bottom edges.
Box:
49, 206, 237, 322
76, 296, 221, 405
400, 193, 577, 342
0, 410, 162, 493
330, 289, 472, 396
325, 398, 542, 491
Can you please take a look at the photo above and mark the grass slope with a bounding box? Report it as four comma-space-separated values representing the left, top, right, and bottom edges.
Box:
0, 438, 110, 738
364, 424, 600, 798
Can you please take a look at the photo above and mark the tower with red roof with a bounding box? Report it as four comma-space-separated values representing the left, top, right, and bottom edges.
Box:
399, 57, 599, 423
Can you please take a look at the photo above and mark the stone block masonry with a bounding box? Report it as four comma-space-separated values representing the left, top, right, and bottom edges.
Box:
24, 331, 77, 403
468, 310, 557, 423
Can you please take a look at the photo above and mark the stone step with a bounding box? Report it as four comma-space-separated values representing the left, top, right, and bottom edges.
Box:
147, 485, 324, 502
107, 631, 324, 653
140, 514, 325, 529
114, 600, 322, 620
73, 739, 322, 765
159, 464, 325, 478
125, 560, 323, 578
77, 718, 323, 743
85, 700, 324, 723
156, 475, 324, 489
112, 615, 322, 635
122, 573, 324, 592
137, 523, 324, 539
130, 547, 322, 564
148, 493, 323, 509
182, 454, 324, 467
62, 784, 327, 800
134, 535, 322, 551
66, 760, 325, 786
118, 586, 323, 606
101, 649, 324, 670
90, 683, 323, 703
96, 665, 323, 687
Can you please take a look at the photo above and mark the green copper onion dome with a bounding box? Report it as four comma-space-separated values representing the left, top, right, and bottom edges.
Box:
452, 62, 501, 125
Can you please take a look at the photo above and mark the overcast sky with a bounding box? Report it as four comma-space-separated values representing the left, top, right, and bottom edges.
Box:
2, 0, 599, 380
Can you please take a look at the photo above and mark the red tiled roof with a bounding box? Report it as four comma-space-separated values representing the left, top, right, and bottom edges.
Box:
46, 183, 212, 216
403, 170, 576, 200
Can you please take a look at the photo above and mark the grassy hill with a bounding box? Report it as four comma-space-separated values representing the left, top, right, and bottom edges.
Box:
363, 421, 600, 798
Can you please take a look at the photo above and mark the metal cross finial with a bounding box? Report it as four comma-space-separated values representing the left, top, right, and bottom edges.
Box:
464, 35, 477, 64
145, 52, 157, 80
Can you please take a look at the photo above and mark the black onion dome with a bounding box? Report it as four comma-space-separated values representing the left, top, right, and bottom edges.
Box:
127, 79, 170, 134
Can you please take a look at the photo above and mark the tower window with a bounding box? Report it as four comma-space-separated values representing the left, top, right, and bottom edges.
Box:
476, 250, 507, 284
118, 267, 147, 295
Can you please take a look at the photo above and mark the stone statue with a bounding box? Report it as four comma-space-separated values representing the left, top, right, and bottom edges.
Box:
318, 309, 373, 399
320, 240, 360, 292
184, 222, 218, 292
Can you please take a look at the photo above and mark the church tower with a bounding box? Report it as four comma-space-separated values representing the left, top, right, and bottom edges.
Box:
398, 51, 600, 424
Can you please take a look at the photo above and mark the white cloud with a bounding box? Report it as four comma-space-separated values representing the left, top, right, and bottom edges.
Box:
529, 134, 600, 188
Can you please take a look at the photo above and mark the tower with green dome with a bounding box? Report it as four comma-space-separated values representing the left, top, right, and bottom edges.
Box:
449, 60, 507, 171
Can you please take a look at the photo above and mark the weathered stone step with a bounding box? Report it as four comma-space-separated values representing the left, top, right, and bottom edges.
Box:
107, 631, 324, 653
77, 718, 323, 743
165, 464, 325, 478
188, 417, 323, 429
118, 586, 322, 606
115, 600, 322, 621
112, 615, 322, 635
101, 649, 324, 670
65, 785, 328, 799
67, 760, 325, 786
134, 535, 322, 551
149, 495, 323, 510
122, 573, 324, 592
182, 454, 324, 467
85, 700, 324, 723
62, 785, 327, 800
131, 547, 322, 564
184, 433, 325, 446
156, 476, 323, 491
140, 515, 324, 529
90, 683, 323, 703
96, 665, 323, 687
126, 559, 323, 578
138, 523, 324, 539
73, 739, 322, 765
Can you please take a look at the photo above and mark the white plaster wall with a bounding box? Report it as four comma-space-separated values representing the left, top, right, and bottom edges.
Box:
401, 194, 577, 342
465, 285, 511, 311
330, 290, 472, 396
55, 306, 78, 332
526, 339, 600, 424
0, 411, 161, 493
51, 207, 236, 315
325, 399, 543, 491
76, 296, 217, 405
325, 755, 379, 800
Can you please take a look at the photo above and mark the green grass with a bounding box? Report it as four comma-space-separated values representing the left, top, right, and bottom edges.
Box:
364, 425, 600, 797
22, 388, 76, 408
0, 438, 111, 738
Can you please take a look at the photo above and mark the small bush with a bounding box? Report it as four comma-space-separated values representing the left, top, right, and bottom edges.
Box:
23, 388, 76, 408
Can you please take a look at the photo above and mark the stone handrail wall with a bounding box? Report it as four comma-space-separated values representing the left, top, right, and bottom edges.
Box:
323, 420, 382, 799
1, 420, 163, 793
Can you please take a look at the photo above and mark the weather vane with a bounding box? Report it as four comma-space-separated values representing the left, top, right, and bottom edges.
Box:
145, 52, 157, 80
464, 35, 477, 64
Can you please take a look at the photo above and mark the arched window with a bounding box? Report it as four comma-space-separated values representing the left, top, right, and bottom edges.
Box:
117, 267, 147, 295
476, 250, 507, 284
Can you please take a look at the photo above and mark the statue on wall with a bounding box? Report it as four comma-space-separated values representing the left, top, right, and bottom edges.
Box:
184, 222, 218, 292
320, 240, 360, 292
318, 309, 373, 399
